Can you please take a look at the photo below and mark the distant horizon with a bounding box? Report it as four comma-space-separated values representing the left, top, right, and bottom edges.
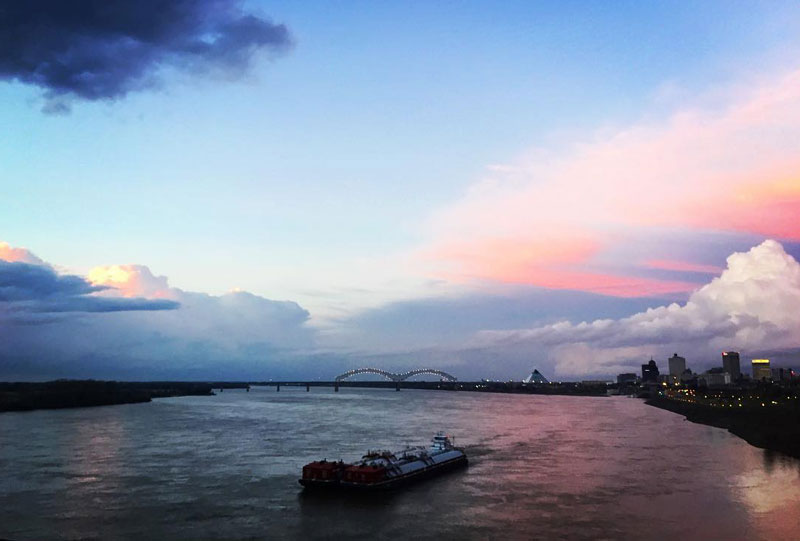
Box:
1, 347, 795, 384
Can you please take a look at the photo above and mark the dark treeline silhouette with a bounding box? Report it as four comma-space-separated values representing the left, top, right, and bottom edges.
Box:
0, 380, 218, 412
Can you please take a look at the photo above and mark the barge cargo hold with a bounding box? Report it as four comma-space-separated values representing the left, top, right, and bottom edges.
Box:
299, 432, 467, 491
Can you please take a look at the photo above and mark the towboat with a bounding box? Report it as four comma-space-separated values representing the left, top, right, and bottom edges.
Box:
299, 432, 467, 491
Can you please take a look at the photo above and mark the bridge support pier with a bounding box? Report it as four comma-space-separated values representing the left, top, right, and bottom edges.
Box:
335, 382, 339, 392
306, 383, 310, 392
396, 382, 400, 391
276, 384, 280, 392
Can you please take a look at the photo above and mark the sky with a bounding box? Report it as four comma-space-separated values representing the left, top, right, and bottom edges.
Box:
2, 0, 800, 381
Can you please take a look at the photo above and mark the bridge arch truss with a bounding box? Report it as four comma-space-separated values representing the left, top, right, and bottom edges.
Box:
334, 367, 457, 382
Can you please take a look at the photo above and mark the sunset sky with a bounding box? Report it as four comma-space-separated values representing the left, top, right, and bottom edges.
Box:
2, 1, 800, 380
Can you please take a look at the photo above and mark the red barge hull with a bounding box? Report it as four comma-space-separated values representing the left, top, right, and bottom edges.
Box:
299, 454, 467, 491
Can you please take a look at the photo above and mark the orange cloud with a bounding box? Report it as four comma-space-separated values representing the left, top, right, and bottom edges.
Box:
88, 264, 176, 299
700, 174, 800, 239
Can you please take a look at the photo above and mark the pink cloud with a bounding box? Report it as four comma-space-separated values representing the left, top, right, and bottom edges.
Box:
643, 259, 724, 274
429, 235, 600, 279
427, 236, 696, 297
490, 268, 695, 298
423, 69, 800, 295
0, 241, 45, 265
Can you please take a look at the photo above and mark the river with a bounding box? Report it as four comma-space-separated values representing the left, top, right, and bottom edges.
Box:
1, 387, 799, 540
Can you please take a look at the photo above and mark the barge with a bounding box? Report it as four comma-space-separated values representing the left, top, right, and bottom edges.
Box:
299, 432, 467, 491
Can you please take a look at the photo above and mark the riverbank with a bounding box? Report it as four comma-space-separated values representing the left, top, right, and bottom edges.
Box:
646, 396, 800, 459
1, 379, 606, 412
0, 380, 217, 412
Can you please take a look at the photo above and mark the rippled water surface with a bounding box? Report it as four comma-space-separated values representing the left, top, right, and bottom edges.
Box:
2, 387, 800, 540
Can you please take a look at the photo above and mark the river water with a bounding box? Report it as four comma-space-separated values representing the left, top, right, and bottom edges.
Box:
1, 387, 799, 540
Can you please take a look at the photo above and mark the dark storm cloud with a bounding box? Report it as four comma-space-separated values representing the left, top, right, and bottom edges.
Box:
0, 0, 290, 108
38, 296, 180, 313
0, 261, 99, 301
0, 261, 178, 313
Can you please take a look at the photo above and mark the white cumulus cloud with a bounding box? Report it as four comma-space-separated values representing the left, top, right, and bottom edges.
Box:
473, 240, 800, 376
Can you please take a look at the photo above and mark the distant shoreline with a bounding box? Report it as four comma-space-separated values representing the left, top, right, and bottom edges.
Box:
0, 379, 608, 412
251, 380, 610, 397
645, 396, 800, 460
0, 380, 230, 413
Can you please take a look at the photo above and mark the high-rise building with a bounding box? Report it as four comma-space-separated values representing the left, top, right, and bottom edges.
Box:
668, 353, 686, 377
771, 367, 795, 382
641, 359, 659, 383
722, 351, 741, 381
752, 359, 771, 381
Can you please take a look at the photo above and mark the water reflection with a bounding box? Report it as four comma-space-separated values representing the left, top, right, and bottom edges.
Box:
762, 448, 800, 473
69, 410, 126, 481
1, 389, 799, 540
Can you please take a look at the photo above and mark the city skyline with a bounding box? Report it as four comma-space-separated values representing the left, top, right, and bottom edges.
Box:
2, 1, 800, 380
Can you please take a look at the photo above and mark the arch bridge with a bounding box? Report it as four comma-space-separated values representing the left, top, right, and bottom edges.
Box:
335, 367, 457, 382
